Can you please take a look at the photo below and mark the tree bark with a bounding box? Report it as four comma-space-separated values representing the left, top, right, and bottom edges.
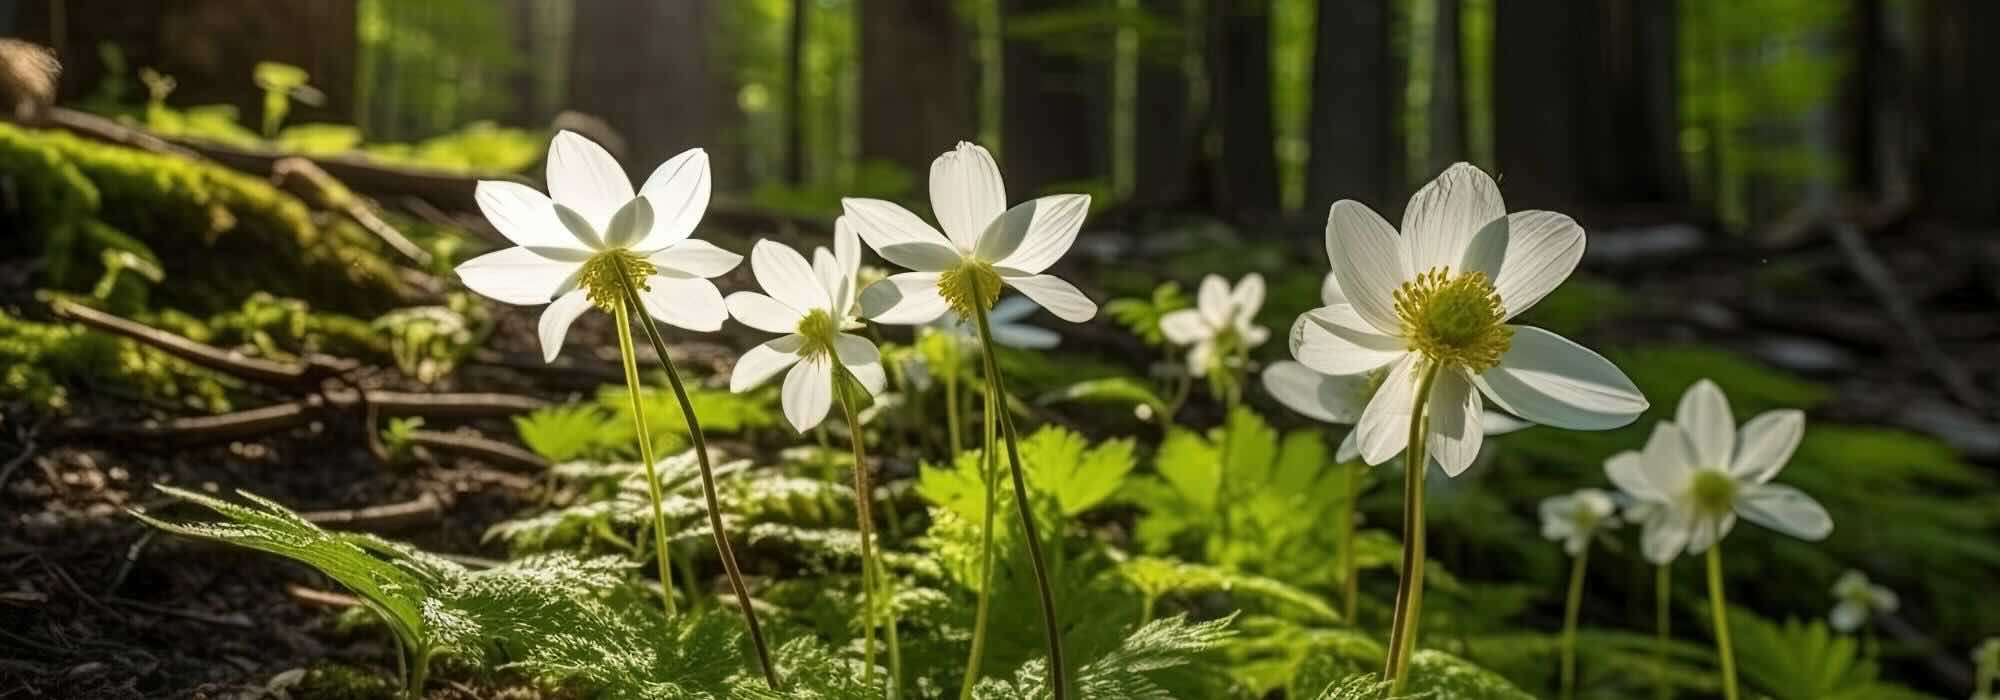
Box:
1307, 0, 1400, 214
1204, 0, 1280, 222
1428, 0, 1467, 174
567, 0, 737, 184
1002, 0, 1107, 196
785, 0, 809, 184
860, 0, 976, 182
1918, 0, 2000, 224
1130, 0, 1194, 207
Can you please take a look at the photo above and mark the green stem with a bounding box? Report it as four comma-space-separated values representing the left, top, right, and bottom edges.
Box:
1339, 458, 1359, 622
959, 388, 1000, 700
1560, 547, 1590, 700
836, 371, 901, 696
1216, 387, 1238, 548
406, 647, 431, 700
1655, 563, 1672, 700
617, 275, 779, 690
945, 332, 964, 457
612, 296, 679, 617
1382, 361, 1443, 695
968, 283, 1067, 700
1706, 543, 1738, 700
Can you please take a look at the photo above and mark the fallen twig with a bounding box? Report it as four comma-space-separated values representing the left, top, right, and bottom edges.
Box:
272, 157, 434, 267
299, 492, 443, 532
48, 390, 544, 446
49, 298, 354, 390
1827, 219, 1986, 407
106, 597, 253, 629
406, 430, 549, 472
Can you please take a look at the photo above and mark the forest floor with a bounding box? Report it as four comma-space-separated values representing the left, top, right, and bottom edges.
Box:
3, 209, 1997, 699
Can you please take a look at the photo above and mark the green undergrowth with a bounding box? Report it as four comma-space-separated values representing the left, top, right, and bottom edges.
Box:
0, 308, 234, 413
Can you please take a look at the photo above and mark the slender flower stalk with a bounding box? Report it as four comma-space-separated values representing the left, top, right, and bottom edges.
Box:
618, 274, 780, 690
1559, 546, 1590, 700
835, 372, 901, 697
612, 294, 679, 615
1539, 488, 1617, 700
1705, 542, 1738, 700
969, 279, 1068, 699
1382, 360, 1442, 692
1655, 563, 1672, 700
959, 388, 1000, 700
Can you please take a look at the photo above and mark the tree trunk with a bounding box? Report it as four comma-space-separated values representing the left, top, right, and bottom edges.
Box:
1495, 0, 1684, 213
1002, 0, 1107, 196
1307, 0, 1400, 214
860, 0, 976, 183
1428, 0, 1467, 174
1204, 0, 1279, 222
784, 0, 809, 184
567, 0, 736, 184
1918, 0, 2000, 224
1130, 0, 1194, 208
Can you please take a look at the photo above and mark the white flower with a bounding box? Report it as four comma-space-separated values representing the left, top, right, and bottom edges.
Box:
1828, 570, 1897, 632
929, 296, 1062, 350
1159, 273, 1270, 377
842, 142, 1096, 325
1261, 360, 1529, 464
724, 218, 886, 432
1539, 488, 1621, 556
455, 131, 741, 362
1607, 379, 1832, 564
1303, 163, 1648, 476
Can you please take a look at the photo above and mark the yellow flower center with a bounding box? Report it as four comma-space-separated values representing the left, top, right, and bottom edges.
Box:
578, 249, 656, 311
795, 308, 838, 358
937, 260, 1001, 317
1393, 266, 1512, 372
1689, 469, 1737, 516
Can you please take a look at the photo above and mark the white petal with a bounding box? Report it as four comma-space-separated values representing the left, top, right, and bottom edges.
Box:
982, 194, 1090, 273
1001, 272, 1096, 323
1641, 507, 1692, 564
537, 290, 593, 363
859, 272, 949, 325
1261, 361, 1371, 425
634, 147, 711, 251
1479, 411, 1532, 435
989, 323, 1061, 350
599, 195, 655, 250
781, 353, 835, 432
1426, 370, 1484, 476
456, 247, 582, 305
751, 239, 830, 313
990, 295, 1037, 323
833, 217, 862, 313
1604, 450, 1662, 501
1231, 273, 1266, 325
812, 247, 843, 309
546, 130, 633, 232
726, 292, 806, 334
1829, 602, 1867, 632
1474, 326, 1648, 430
1736, 483, 1832, 541
930, 142, 1007, 251
1186, 340, 1217, 377
731, 335, 805, 392
1676, 379, 1736, 470
1335, 430, 1363, 463
834, 333, 886, 396
1731, 409, 1805, 484
1325, 200, 1410, 334
1472, 211, 1586, 319
475, 181, 585, 251
636, 276, 727, 332
1319, 271, 1346, 306
1686, 512, 1736, 553
1642, 424, 1700, 500
1354, 355, 1421, 465
649, 239, 743, 279
1159, 309, 1211, 345
842, 198, 961, 271
1196, 275, 1232, 327
1292, 305, 1405, 376
1401, 162, 1505, 274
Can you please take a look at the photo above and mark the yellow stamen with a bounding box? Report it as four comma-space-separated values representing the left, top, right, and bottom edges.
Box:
938, 260, 1001, 317
579, 250, 656, 311
795, 309, 838, 358
1689, 470, 1737, 516
1393, 266, 1512, 372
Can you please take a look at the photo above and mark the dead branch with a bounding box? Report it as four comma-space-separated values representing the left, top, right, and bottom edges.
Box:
49, 297, 354, 390
26, 106, 200, 159
1827, 219, 1986, 407
271, 157, 433, 267
299, 492, 442, 532
48, 390, 545, 446
406, 430, 550, 472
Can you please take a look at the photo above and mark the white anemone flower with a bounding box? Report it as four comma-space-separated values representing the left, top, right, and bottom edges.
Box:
930, 296, 1062, 349
724, 219, 886, 432
1607, 379, 1833, 563
1828, 570, 1898, 632
1539, 488, 1621, 556
842, 142, 1096, 325
1160, 273, 1270, 377
455, 131, 741, 362
1305, 163, 1648, 475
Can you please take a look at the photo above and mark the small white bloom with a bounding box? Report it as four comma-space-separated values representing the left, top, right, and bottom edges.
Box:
1828, 570, 1897, 632
843, 142, 1096, 325
1302, 163, 1648, 476
1159, 273, 1270, 377
455, 131, 740, 362
1539, 488, 1621, 556
724, 218, 886, 433
1608, 379, 1832, 564
929, 296, 1062, 350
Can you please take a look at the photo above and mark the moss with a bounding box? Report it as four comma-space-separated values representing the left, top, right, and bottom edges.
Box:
0, 308, 233, 413
295, 663, 398, 700
0, 122, 410, 315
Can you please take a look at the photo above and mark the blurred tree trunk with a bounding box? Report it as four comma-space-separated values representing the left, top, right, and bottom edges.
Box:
860, 0, 975, 183
1002, 0, 1107, 196
1130, 0, 1194, 207
567, 0, 739, 185
1308, 0, 1400, 214
1494, 0, 1684, 213
784, 0, 808, 184
1919, 0, 2000, 224
1203, 0, 1279, 222
19, 0, 356, 124
1428, 0, 1467, 173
